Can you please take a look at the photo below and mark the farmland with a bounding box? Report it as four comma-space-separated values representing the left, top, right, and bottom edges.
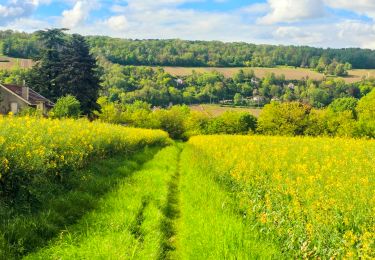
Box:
0, 116, 374, 259
183, 135, 375, 258
0, 56, 33, 69
190, 104, 262, 117
161, 66, 375, 83
1, 55, 375, 84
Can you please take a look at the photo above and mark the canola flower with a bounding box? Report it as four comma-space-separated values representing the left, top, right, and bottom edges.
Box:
187, 135, 375, 259
0, 115, 170, 187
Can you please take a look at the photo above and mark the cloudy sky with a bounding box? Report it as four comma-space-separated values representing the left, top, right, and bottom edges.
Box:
0, 0, 375, 48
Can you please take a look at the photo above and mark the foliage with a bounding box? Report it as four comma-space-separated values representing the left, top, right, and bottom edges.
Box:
257, 102, 310, 136
27, 30, 100, 115
356, 88, 375, 138
154, 106, 190, 140
187, 135, 375, 259
3, 30, 375, 69
204, 111, 257, 135
50, 95, 81, 119
97, 61, 375, 109
328, 97, 358, 115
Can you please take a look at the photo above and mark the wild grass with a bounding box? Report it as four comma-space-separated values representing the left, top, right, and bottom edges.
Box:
173, 143, 282, 259
0, 146, 161, 259
25, 145, 181, 260
186, 135, 375, 258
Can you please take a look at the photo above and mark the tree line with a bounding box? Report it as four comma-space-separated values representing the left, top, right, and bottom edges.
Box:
2, 30, 375, 69
99, 60, 374, 108
95, 88, 375, 140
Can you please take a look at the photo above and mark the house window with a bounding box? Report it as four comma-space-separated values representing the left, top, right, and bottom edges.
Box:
10, 102, 18, 114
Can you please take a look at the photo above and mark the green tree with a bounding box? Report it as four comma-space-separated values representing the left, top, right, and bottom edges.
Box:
28, 29, 68, 101
328, 97, 358, 116
50, 95, 81, 119
257, 102, 310, 136
234, 93, 243, 106
356, 89, 375, 137
57, 34, 101, 115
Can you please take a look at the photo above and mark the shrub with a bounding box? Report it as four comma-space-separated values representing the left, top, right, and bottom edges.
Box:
50, 95, 81, 119
257, 102, 310, 136
154, 105, 190, 139
205, 111, 257, 135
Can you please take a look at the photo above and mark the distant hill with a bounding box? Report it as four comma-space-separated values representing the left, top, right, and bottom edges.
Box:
1, 30, 375, 69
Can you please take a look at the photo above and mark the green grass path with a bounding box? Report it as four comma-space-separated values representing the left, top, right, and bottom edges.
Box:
25, 145, 182, 259
24, 143, 281, 259
173, 144, 282, 259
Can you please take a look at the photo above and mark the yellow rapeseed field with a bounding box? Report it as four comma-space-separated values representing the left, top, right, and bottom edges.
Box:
187, 135, 375, 258
0, 115, 169, 182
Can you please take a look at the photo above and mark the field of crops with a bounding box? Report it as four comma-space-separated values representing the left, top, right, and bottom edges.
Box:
1, 115, 374, 258
185, 135, 375, 258
161, 66, 375, 83
0, 56, 33, 70
0, 116, 169, 195
190, 104, 262, 117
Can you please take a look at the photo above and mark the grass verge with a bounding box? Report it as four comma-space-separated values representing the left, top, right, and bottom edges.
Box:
24, 145, 181, 259
0, 146, 161, 260
173, 143, 282, 259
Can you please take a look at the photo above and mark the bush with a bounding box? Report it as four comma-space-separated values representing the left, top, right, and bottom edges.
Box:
50, 95, 81, 119
205, 111, 257, 135
257, 102, 310, 136
154, 105, 190, 140
355, 88, 375, 138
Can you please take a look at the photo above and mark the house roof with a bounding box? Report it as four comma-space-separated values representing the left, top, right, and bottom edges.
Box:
0, 84, 54, 107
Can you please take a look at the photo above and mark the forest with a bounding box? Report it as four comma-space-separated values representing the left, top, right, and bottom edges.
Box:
0, 30, 374, 72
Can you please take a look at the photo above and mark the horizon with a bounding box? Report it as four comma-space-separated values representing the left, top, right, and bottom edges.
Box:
0, 0, 375, 49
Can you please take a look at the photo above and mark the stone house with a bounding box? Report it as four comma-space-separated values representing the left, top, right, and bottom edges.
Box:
0, 83, 54, 115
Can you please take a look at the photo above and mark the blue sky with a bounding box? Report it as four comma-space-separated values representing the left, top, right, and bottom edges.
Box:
1, 0, 375, 49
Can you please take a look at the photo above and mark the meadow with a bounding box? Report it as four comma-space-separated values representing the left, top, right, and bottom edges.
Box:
1, 54, 374, 84
189, 104, 262, 117
0, 56, 33, 70
184, 135, 375, 259
1, 116, 374, 259
0, 116, 170, 258
161, 66, 375, 83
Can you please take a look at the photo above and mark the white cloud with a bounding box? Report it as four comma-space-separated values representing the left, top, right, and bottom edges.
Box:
0, 0, 42, 25
273, 26, 324, 45
336, 20, 375, 48
241, 3, 269, 14
324, 0, 375, 20
61, 0, 98, 28
258, 0, 325, 24
106, 15, 129, 32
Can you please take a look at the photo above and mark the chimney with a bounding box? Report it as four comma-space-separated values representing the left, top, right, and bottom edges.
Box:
22, 81, 29, 101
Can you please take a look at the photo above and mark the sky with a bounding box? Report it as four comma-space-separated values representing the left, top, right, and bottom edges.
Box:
0, 0, 375, 49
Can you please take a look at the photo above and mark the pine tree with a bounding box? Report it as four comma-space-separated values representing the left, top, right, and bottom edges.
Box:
28, 28, 68, 101
28, 29, 101, 115
56, 34, 101, 115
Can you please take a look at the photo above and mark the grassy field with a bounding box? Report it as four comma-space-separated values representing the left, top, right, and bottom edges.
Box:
1, 129, 374, 258
190, 104, 262, 117
0, 55, 374, 83
161, 66, 375, 83
0, 56, 33, 69
26, 145, 181, 259
186, 135, 375, 259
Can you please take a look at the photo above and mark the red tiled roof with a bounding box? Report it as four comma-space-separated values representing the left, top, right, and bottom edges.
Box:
1, 84, 54, 107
